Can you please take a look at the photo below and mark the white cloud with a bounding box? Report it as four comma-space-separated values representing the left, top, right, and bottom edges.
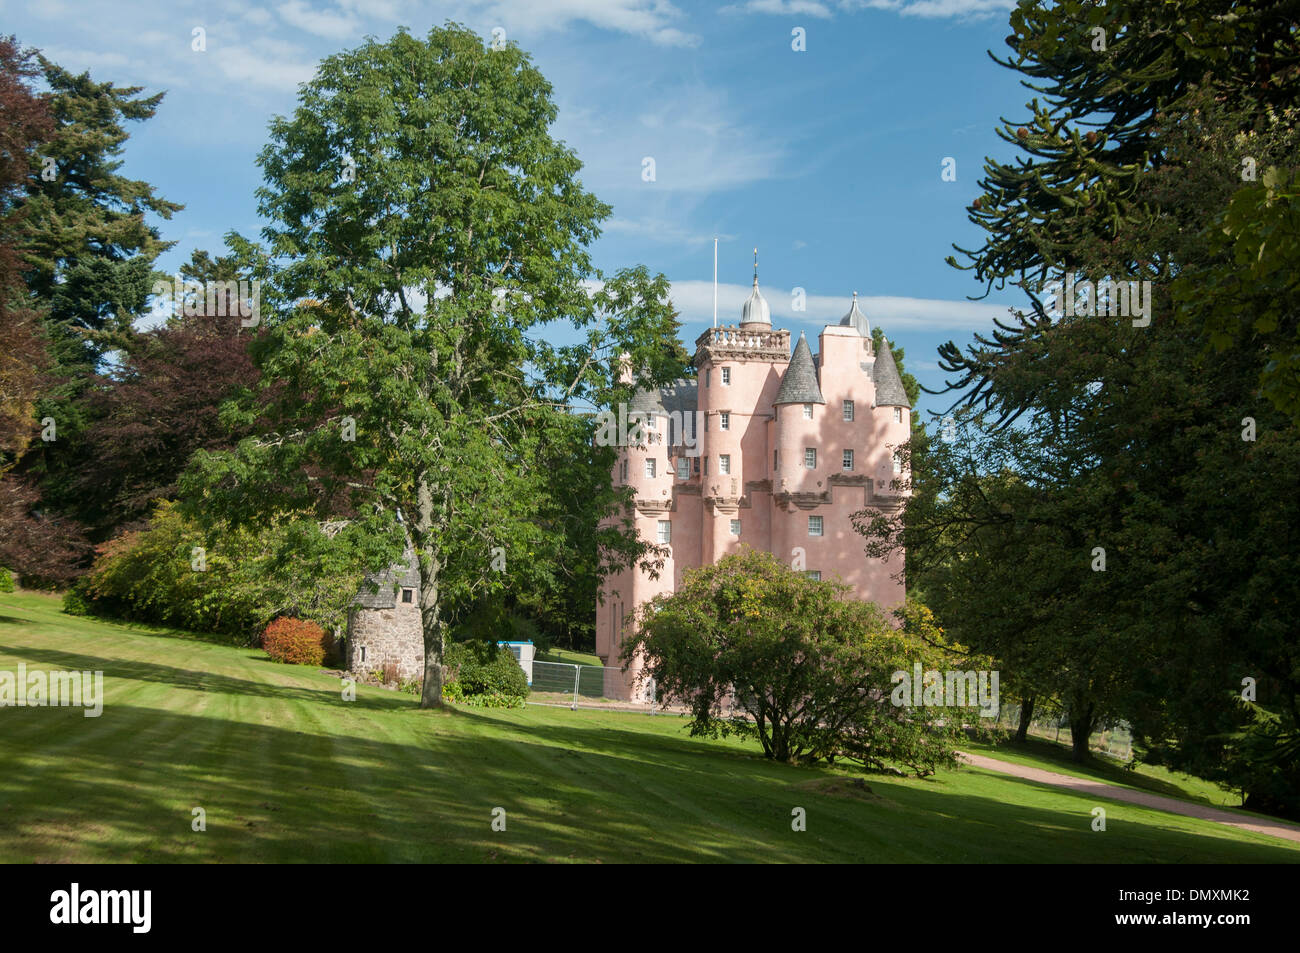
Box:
721, 0, 834, 17
214, 40, 319, 90
482, 0, 701, 47
670, 280, 1016, 332
604, 218, 735, 246
276, 0, 360, 40
727, 0, 1014, 19
558, 85, 787, 194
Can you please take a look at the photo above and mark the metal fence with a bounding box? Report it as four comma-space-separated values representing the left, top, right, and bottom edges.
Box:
528, 659, 656, 710
994, 704, 1134, 760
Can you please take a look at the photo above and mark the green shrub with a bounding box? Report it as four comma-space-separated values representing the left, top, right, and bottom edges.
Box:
73, 501, 366, 643
262, 617, 334, 666
0, 567, 14, 592
61, 586, 93, 616
443, 680, 526, 708
445, 640, 529, 702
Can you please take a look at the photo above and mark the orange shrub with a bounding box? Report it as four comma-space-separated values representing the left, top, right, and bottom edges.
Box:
262, 617, 333, 666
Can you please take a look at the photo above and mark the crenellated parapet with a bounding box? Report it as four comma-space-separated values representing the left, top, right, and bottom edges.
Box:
694, 325, 791, 366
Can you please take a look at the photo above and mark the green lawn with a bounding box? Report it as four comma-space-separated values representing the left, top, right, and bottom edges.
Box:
535, 647, 602, 667
1, 590, 1297, 863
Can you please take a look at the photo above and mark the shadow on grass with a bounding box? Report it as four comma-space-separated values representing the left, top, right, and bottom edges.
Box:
0, 642, 412, 714
2, 698, 1296, 864
0, 603, 249, 649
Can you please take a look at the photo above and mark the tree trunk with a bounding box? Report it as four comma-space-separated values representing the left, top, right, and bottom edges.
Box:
418, 588, 445, 709
416, 481, 445, 710
1068, 703, 1095, 762
1015, 696, 1035, 743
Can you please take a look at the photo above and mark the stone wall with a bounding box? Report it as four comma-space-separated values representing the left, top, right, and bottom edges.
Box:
346, 602, 423, 682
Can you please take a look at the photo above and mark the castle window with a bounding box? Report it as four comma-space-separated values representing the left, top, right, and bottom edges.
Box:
677, 457, 690, 480
693, 457, 700, 474
773, 449, 778, 472
804, 448, 816, 469
657, 520, 672, 544
706, 369, 711, 388
894, 407, 903, 424
806, 570, 821, 581
704, 457, 709, 475
401, 588, 414, 603
645, 459, 656, 478
719, 454, 731, 475
808, 516, 824, 537
730, 519, 741, 536
704, 414, 709, 432
843, 400, 855, 421
360, 646, 367, 663
721, 367, 731, 385
803, 403, 813, 420
720, 412, 730, 430
620, 459, 628, 482
842, 449, 854, 471
894, 451, 904, 474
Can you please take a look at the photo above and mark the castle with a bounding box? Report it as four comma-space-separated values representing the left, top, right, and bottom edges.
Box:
596, 265, 911, 692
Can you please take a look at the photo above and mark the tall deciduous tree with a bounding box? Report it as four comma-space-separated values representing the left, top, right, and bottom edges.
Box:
183, 25, 687, 708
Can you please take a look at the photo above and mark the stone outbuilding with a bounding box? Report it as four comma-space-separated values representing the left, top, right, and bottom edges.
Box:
345, 550, 424, 682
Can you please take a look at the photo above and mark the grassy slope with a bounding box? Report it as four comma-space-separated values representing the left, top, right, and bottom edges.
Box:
1, 591, 1296, 864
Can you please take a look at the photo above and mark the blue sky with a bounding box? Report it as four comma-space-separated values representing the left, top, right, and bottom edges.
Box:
7, 0, 1033, 422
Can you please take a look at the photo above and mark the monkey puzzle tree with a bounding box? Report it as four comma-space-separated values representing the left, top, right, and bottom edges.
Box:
182, 25, 686, 708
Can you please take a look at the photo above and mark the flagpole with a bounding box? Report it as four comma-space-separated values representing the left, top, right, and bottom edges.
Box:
712, 237, 718, 328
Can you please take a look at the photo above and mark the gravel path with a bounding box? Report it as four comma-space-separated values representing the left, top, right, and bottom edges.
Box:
958, 751, 1300, 845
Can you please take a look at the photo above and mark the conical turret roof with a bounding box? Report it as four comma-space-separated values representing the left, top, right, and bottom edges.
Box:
872, 338, 910, 408
774, 332, 824, 405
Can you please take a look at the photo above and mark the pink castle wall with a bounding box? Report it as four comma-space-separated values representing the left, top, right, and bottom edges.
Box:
596, 308, 909, 688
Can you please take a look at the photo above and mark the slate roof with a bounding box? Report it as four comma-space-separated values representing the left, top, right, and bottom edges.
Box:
629, 379, 699, 443
774, 332, 825, 405
353, 546, 421, 609
872, 339, 911, 408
